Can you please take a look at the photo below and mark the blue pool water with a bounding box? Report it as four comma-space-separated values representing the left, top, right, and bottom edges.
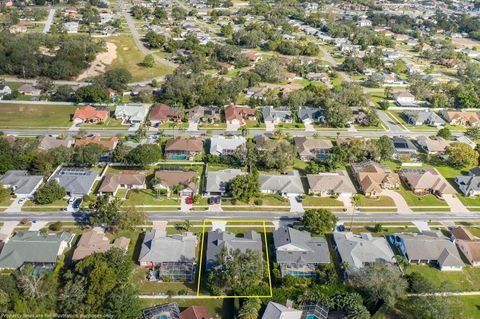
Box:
305, 315, 318, 319
156, 316, 168, 319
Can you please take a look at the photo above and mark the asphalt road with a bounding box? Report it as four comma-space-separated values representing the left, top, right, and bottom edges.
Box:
42, 8, 56, 34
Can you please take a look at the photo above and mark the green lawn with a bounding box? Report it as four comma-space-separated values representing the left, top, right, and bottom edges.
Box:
397, 185, 448, 207
303, 196, 344, 207
123, 189, 180, 206
0, 103, 76, 128
405, 264, 480, 292
355, 195, 395, 207
131, 267, 196, 295
24, 199, 68, 207
140, 299, 234, 319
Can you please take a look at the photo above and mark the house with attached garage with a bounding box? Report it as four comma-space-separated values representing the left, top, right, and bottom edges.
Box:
262, 106, 293, 124
138, 230, 198, 282
153, 169, 198, 197
456, 136, 476, 149
0, 85, 12, 95
455, 171, 480, 198
399, 168, 456, 197
273, 227, 330, 278
224, 105, 256, 126
0, 170, 44, 198
75, 135, 119, 151
17, 84, 41, 96
391, 136, 418, 160
0, 231, 74, 270
164, 137, 203, 161
388, 231, 464, 271
403, 110, 445, 126
394, 91, 416, 106
333, 232, 395, 275
98, 170, 147, 196
37, 135, 74, 151
260, 170, 304, 197
261, 301, 303, 319
204, 169, 246, 197
442, 111, 480, 127
209, 136, 246, 156
50, 167, 98, 198
114, 104, 150, 124
294, 137, 333, 161
306, 171, 356, 197
450, 227, 480, 267
351, 160, 400, 197
72, 105, 109, 124
148, 104, 184, 127
72, 228, 130, 262
416, 136, 451, 155
297, 106, 325, 125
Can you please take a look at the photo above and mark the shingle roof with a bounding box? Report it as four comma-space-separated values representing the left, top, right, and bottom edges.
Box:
0, 170, 43, 195
205, 169, 245, 193
50, 167, 98, 196
456, 175, 480, 196
260, 170, 304, 194
262, 106, 292, 122
165, 137, 203, 152
72, 228, 129, 261
306, 171, 356, 194
293, 137, 333, 158
138, 230, 197, 263
261, 302, 302, 319
114, 104, 150, 122
224, 105, 256, 122
98, 170, 147, 193
38, 136, 74, 150
399, 168, 456, 195
75, 136, 118, 150
154, 170, 198, 193
273, 227, 330, 264
297, 107, 324, 122
209, 136, 246, 156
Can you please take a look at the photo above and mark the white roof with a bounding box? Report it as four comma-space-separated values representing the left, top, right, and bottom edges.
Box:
209, 136, 246, 156
114, 104, 150, 122
262, 302, 302, 319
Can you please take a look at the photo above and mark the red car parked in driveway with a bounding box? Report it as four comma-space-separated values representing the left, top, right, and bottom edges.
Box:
186, 197, 193, 205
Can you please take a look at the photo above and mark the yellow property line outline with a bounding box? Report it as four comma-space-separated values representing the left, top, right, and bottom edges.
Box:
196, 220, 273, 299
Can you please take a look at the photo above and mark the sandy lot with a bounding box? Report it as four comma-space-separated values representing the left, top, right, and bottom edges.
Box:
76, 42, 117, 80
452, 37, 480, 49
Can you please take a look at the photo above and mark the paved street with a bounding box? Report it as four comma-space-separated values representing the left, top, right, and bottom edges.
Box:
42, 8, 56, 34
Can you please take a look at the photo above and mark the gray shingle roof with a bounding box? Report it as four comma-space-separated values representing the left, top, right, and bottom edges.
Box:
260, 170, 304, 195
209, 136, 246, 156
0, 170, 44, 196
262, 106, 292, 122
50, 168, 98, 196
306, 171, 356, 194
261, 302, 303, 319
138, 230, 197, 263
205, 169, 245, 194
297, 107, 324, 123
456, 175, 480, 196
273, 227, 330, 265
0, 231, 73, 269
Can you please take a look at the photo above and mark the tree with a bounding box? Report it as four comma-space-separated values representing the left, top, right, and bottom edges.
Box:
104, 284, 141, 319
349, 262, 407, 309
258, 140, 296, 171
466, 126, 480, 140
73, 144, 108, 165
405, 271, 433, 293
238, 298, 261, 319
144, 31, 166, 48
141, 54, 155, 68
171, 6, 187, 20
301, 209, 338, 236
325, 101, 353, 128
254, 59, 286, 83
88, 195, 122, 227
126, 144, 162, 166
95, 68, 132, 92
406, 296, 456, 319
118, 206, 146, 231
341, 57, 364, 73
445, 142, 479, 168
35, 181, 66, 205
384, 86, 393, 100
374, 136, 394, 161
74, 85, 109, 103
437, 127, 451, 140
227, 173, 260, 203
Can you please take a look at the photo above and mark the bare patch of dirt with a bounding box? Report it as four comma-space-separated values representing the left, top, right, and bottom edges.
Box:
76, 42, 118, 80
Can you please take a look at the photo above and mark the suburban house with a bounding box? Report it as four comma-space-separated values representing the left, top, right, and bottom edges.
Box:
72, 228, 130, 262
273, 227, 330, 278
391, 136, 418, 160
260, 171, 304, 197
50, 167, 98, 198
394, 91, 416, 106
262, 302, 303, 319
262, 106, 293, 124
164, 137, 203, 161
17, 84, 41, 96
403, 110, 445, 126
204, 169, 246, 196
206, 229, 263, 271
38, 135, 74, 151
388, 232, 464, 271
297, 106, 325, 124
0, 231, 74, 270
188, 105, 221, 124
0, 170, 43, 198
293, 137, 333, 161
399, 168, 456, 196
75, 136, 119, 151
416, 136, 451, 155
114, 104, 150, 124
72, 105, 109, 124
442, 111, 480, 126
138, 230, 198, 281
333, 232, 395, 273
224, 105, 256, 126
209, 136, 246, 156
98, 170, 147, 196
153, 169, 198, 197
149, 104, 184, 126
0, 85, 12, 95
143, 303, 181, 319
351, 160, 400, 196
450, 227, 480, 267
455, 172, 480, 197
456, 135, 477, 149
306, 171, 356, 197
178, 306, 211, 319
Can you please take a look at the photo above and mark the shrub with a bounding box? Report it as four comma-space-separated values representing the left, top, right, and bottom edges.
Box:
254, 199, 263, 205
49, 221, 62, 231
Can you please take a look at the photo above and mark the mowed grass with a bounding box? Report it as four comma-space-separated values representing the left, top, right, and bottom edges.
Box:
140, 298, 235, 319
0, 103, 76, 128
397, 185, 448, 207
405, 264, 480, 292
105, 35, 174, 82
355, 195, 395, 207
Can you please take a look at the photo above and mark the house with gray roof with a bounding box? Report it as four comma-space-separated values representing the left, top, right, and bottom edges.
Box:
307, 171, 356, 197
273, 227, 330, 278
388, 231, 464, 271
38, 135, 74, 151
206, 229, 263, 271
333, 232, 395, 274
456, 169, 480, 197
392, 136, 417, 160
139, 230, 198, 281
260, 170, 304, 196
403, 110, 445, 126
262, 106, 293, 124
209, 136, 246, 156
114, 104, 150, 124
0, 231, 74, 270
204, 169, 246, 196
297, 107, 325, 124
49, 167, 98, 197
0, 170, 43, 198
262, 302, 303, 319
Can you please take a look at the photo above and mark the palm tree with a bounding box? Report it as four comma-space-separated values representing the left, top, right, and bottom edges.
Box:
172, 184, 183, 199
150, 177, 161, 198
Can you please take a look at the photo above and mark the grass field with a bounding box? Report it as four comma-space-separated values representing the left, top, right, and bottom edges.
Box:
105, 35, 174, 82
405, 264, 480, 292
0, 103, 76, 128
355, 195, 395, 207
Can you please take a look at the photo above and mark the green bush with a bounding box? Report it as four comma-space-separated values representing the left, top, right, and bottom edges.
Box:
254, 199, 263, 205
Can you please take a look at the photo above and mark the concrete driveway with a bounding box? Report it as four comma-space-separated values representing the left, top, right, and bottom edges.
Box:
5, 197, 26, 213
265, 121, 275, 132
187, 121, 198, 132
180, 196, 192, 212
442, 194, 469, 213
338, 194, 353, 213
304, 123, 316, 132
226, 123, 240, 132
29, 220, 48, 231
0, 221, 19, 240
381, 190, 412, 213
289, 195, 304, 213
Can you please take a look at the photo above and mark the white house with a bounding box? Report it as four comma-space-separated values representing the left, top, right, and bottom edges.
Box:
114, 104, 150, 124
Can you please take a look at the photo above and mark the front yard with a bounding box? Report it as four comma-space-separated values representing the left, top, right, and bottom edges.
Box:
355, 195, 395, 207
302, 195, 344, 207
397, 185, 448, 207
0, 103, 76, 129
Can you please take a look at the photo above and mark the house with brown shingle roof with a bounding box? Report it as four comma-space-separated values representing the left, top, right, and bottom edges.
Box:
294, 137, 333, 161
307, 171, 356, 197
72, 228, 130, 262
98, 170, 147, 196
179, 306, 211, 319
416, 136, 451, 155
72, 105, 109, 124
75, 136, 118, 150
451, 227, 480, 267
399, 168, 456, 196
149, 104, 184, 127
351, 160, 400, 196
154, 170, 198, 197
224, 105, 256, 126
442, 111, 480, 127
164, 137, 203, 161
